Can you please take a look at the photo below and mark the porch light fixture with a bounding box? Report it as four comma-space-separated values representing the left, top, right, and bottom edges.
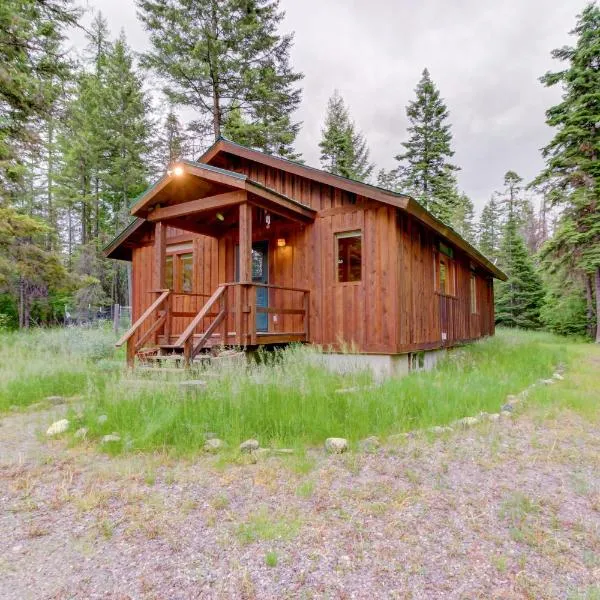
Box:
277, 238, 286, 247
173, 165, 184, 176
216, 212, 225, 221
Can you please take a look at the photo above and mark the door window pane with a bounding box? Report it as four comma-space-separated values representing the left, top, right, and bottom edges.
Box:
252, 248, 264, 280
336, 231, 362, 282
180, 253, 193, 292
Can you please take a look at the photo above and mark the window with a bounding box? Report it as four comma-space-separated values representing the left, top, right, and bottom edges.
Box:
470, 273, 478, 314
165, 256, 173, 289
165, 252, 194, 292
436, 252, 456, 296
336, 231, 362, 282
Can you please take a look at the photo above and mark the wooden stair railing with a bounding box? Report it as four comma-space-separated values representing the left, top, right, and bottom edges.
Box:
115, 289, 171, 366
173, 285, 227, 365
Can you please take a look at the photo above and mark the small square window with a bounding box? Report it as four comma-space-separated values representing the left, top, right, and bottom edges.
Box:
336, 231, 362, 282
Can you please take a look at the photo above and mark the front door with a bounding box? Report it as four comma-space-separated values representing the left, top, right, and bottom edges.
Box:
236, 241, 269, 332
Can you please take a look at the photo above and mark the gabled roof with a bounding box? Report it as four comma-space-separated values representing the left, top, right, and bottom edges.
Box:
200, 137, 507, 281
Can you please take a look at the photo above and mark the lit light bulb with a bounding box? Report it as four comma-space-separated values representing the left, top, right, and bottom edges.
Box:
173, 166, 184, 176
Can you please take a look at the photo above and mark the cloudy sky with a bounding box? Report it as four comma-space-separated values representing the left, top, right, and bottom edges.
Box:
72, 0, 586, 212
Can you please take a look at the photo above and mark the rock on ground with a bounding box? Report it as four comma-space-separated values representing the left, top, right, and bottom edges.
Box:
46, 419, 69, 437
239, 439, 260, 453
325, 437, 348, 454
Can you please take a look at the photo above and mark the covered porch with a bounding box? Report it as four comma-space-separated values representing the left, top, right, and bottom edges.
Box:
116, 160, 316, 366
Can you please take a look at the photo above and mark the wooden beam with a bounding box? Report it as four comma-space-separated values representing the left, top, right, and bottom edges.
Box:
246, 183, 316, 222
147, 190, 246, 222
154, 221, 166, 289
164, 217, 227, 239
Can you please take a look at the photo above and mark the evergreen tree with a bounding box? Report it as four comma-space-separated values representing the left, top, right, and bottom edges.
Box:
535, 3, 600, 341
0, 0, 78, 197
157, 106, 187, 168
102, 33, 153, 229
137, 0, 303, 156
449, 192, 475, 243
385, 68, 460, 221
495, 216, 545, 329
318, 91, 373, 182
478, 196, 502, 262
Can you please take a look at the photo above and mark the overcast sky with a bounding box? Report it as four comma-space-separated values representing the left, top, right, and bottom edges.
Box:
72, 0, 586, 212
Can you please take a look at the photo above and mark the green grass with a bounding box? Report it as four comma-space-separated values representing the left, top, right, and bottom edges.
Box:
0, 326, 119, 412
75, 328, 569, 454
2, 325, 591, 454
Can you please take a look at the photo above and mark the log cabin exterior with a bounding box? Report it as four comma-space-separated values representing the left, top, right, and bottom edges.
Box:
106, 138, 506, 370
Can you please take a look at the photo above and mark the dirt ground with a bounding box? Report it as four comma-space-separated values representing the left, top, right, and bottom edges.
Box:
2, 366, 600, 599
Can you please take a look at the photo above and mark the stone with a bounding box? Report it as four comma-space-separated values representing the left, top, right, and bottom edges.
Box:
74, 427, 88, 439
204, 432, 218, 440
457, 416, 479, 428
101, 433, 121, 444
359, 436, 381, 452
540, 379, 555, 385
505, 395, 519, 404
204, 438, 225, 453
272, 448, 294, 455
45, 395, 65, 405
488, 413, 500, 421
239, 438, 260, 453
428, 426, 449, 435
46, 419, 69, 437
501, 403, 514, 413
325, 437, 348, 454
553, 372, 564, 381
500, 410, 513, 418
97, 415, 108, 425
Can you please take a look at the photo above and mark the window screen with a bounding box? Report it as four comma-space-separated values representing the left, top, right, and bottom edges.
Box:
336, 231, 362, 282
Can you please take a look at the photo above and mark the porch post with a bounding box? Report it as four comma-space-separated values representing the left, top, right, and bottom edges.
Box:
154, 221, 167, 346
154, 221, 166, 289
238, 202, 252, 345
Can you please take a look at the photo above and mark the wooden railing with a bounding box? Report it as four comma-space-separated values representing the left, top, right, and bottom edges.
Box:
118, 283, 310, 367
116, 289, 171, 366
175, 285, 227, 364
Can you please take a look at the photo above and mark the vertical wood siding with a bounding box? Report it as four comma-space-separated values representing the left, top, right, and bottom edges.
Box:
129, 157, 496, 352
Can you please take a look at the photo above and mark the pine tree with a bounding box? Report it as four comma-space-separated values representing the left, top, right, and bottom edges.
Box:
137, 0, 303, 156
0, 0, 79, 197
535, 3, 600, 341
478, 196, 502, 262
318, 91, 373, 182
157, 106, 187, 169
495, 216, 545, 329
102, 33, 152, 229
388, 68, 460, 222
449, 192, 475, 243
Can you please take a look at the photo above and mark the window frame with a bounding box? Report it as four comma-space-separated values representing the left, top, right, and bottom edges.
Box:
335, 229, 363, 284
434, 244, 457, 297
165, 247, 194, 293
470, 271, 478, 314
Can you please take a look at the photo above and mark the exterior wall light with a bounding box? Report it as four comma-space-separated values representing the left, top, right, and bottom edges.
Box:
277, 238, 286, 247
173, 166, 184, 176
216, 212, 225, 221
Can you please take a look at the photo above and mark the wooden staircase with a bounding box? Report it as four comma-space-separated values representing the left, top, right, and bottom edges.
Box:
115, 282, 310, 368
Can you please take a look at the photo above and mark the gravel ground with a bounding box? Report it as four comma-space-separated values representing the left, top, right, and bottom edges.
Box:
1, 389, 600, 599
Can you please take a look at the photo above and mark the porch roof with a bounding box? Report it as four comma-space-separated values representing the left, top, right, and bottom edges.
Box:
129, 159, 316, 223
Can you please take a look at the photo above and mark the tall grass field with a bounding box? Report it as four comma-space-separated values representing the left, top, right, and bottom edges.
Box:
0, 326, 577, 453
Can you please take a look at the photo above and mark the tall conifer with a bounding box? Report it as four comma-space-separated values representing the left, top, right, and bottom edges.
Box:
318, 91, 373, 182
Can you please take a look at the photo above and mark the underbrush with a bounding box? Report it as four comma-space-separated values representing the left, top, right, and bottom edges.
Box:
75, 328, 569, 455
0, 326, 118, 412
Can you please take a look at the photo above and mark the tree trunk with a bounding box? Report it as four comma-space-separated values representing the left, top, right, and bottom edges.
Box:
18, 277, 25, 329
595, 267, 600, 343
585, 273, 595, 339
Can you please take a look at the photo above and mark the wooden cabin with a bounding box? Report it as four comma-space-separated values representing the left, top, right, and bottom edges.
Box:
106, 138, 506, 374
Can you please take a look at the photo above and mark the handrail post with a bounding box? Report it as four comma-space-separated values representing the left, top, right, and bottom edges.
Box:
303, 290, 310, 341
163, 292, 171, 345
126, 337, 135, 368
248, 283, 256, 345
